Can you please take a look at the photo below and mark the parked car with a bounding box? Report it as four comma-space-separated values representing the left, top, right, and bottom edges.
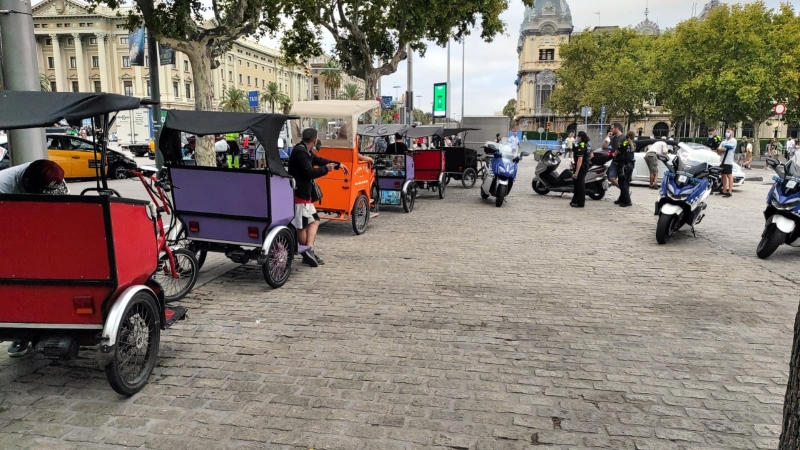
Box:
632, 141, 745, 187
46, 134, 137, 179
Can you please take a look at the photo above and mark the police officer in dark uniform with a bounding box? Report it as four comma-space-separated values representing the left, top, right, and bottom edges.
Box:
613, 126, 636, 207
570, 131, 591, 208
704, 128, 722, 152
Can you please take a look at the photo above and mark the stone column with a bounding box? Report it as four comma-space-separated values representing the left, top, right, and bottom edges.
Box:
95, 32, 108, 92
50, 34, 64, 92
72, 33, 87, 92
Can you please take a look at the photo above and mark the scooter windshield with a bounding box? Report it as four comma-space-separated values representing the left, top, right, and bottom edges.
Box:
786, 160, 800, 178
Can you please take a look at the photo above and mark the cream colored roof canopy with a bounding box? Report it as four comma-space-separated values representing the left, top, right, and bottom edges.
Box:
290, 100, 379, 119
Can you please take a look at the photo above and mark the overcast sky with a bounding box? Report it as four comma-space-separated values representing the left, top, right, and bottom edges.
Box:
261, 0, 787, 117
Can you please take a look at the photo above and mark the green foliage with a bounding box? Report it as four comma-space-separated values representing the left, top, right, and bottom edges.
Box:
339, 83, 363, 100
260, 81, 287, 113
413, 109, 432, 125
320, 60, 343, 98
502, 99, 517, 121
219, 87, 250, 112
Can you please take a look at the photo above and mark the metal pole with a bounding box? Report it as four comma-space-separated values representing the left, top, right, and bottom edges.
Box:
146, 27, 163, 168
446, 39, 451, 124
0, 0, 47, 165
461, 40, 465, 126
406, 44, 413, 126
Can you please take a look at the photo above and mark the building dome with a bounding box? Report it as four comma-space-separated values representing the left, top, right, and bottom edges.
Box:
699, 0, 721, 18
635, 18, 660, 36
518, 0, 574, 53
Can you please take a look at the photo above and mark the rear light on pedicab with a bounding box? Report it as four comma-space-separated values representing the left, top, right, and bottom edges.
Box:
73, 297, 94, 315
189, 221, 199, 232
394, 182, 401, 188
248, 227, 259, 238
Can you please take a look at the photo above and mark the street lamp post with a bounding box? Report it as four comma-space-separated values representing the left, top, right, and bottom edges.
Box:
393, 85, 401, 102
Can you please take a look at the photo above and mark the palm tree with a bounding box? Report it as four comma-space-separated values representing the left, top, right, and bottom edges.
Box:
278, 94, 293, 115
219, 87, 249, 112
39, 74, 51, 92
338, 83, 363, 100
320, 59, 343, 100
261, 82, 282, 113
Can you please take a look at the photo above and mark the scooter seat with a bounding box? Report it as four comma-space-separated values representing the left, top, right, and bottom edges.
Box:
709, 166, 722, 175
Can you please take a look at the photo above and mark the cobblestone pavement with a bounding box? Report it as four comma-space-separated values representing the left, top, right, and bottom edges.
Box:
1, 162, 797, 450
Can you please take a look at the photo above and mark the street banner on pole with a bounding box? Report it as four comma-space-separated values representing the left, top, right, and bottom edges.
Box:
128, 28, 146, 66
433, 83, 447, 118
159, 44, 175, 65
248, 91, 259, 108
380, 96, 393, 110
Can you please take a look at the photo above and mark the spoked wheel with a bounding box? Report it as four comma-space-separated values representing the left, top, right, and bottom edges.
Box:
112, 165, 129, 180
153, 248, 198, 302
462, 168, 477, 189
173, 228, 207, 270
402, 185, 416, 213
351, 194, 370, 235
105, 292, 160, 396
495, 184, 507, 207
757, 226, 786, 259
656, 214, 680, 245
262, 228, 294, 288
370, 183, 380, 215
532, 179, 550, 195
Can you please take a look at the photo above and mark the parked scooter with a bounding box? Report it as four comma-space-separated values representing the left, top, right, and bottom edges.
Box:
532, 149, 610, 200
479, 142, 528, 207
654, 153, 713, 244
756, 158, 800, 258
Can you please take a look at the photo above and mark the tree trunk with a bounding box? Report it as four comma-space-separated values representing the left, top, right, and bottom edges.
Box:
184, 43, 216, 167
753, 120, 762, 159
362, 70, 379, 124
780, 301, 800, 449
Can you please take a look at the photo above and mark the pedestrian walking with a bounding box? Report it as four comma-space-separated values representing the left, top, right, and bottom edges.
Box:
645, 140, 669, 189
564, 132, 575, 159
613, 127, 635, 207
570, 131, 590, 208
719, 128, 737, 197
744, 138, 753, 169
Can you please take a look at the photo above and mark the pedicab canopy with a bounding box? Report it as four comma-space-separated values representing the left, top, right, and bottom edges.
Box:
159, 110, 297, 178
0, 91, 152, 129
356, 124, 410, 137
440, 128, 479, 137
405, 126, 445, 139
290, 100, 379, 149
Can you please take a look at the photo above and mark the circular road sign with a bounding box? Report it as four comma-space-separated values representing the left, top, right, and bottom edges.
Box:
774, 103, 787, 116
537, 127, 545, 134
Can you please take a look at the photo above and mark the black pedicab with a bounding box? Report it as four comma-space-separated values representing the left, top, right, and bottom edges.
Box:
0, 92, 188, 395
358, 123, 417, 212
441, 128, 482, 188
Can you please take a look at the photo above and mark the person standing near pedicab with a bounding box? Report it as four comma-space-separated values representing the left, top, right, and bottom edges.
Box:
288, 128, 349, 267
570, 131, 590, 208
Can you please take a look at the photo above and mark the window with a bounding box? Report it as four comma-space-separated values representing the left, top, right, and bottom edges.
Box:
247, 76, 251, 85
254, 77, 258, 87
67, 37, 74, 45
238, 59, 241, 65
247, 62, 250, 68
253, 64, 257, 70
71, 81, 79, 92
79, 22, 85, 27
261, 66, 264, 72
120, 36, 128, 45
89, 37, 97, 44
64, 23, 70, 28
145, 56, 149, 67
279, 83, 282, 91
87, 23, 93, 27
123, 80, 133, 96
50, 81, 57, 92
185, 83, 191, 99
183, 60, 189, 72
121, 56, 130, 68
238, 74, 242, 84
34, 24, 39, 28
228, 71, 232, 82
41, 24, 48, 28
45, 38, 52, 46
146, 81, 151, 97
228, 56, 232, 61
93, 80, 101, 92
539, 49, 555, 61
92, 56, 99, 68
69, 56, 76, 68
47, 57, 55, 69
173, 82, 179, 97
262, 80, 265, 88
313, 77, 318, 85
269, 68, 272, 73
68, 138, 95, 151
57, 23, 62, 27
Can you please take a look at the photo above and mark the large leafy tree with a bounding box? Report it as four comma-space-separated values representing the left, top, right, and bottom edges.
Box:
89, 0, 297, 166
280, 0, 533, 107
502, 99, 517, 122
261, 81, 285, 112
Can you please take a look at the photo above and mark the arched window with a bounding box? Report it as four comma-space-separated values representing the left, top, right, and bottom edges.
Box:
696, 122, 707, 138
742, 123, 755, 138
789, 124, 800, 139
653, 122, 670, 138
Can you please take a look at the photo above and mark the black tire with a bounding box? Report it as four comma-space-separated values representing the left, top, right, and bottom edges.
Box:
444, 175, 451, 186
532, 179, 550, 195
402, 185, 416, 213
370, 183, 380, 215
104, 291, 160, 396
172, 228, 207, 270
480, 186, 490, 199
112, 164, 129, 180
757, 227, 786, 259
495, 184, 507, 207
656, 214, 679, 245
462, 168, 477, 189
589, 185, 605, 200
438, 177, 446, 199
152, 248, 198, 302
262, 228, 294, 288
351, 194, 369, 235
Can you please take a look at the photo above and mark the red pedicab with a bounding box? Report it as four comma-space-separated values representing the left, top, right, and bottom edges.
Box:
408, 126, 447, 199
0, 92, 187, 396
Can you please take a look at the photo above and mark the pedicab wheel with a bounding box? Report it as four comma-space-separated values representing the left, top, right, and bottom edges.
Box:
173, 229, 207, 270
462, 168, 477, 189
262, 228, 294, 288
351, 194, 370, 235
532, 179, 550, 195
104, 292, 160, 396
438, 180, 446, 200
480, 186, 490, 199
495, 184, 507, 207
370, 183, 380, 215
153, 248, 199, 303
444, 175, 451, 186
402, 185, 416, 213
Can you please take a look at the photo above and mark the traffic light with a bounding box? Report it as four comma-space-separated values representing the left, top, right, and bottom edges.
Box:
546, 122, 551, 131
305, 66, 311, 77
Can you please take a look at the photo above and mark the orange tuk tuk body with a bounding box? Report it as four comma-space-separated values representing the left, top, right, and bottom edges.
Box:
289, 101, 380, 235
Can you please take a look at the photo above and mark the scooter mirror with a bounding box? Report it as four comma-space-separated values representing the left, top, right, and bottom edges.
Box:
766, 157, 780, 168
520, 152, 530, 157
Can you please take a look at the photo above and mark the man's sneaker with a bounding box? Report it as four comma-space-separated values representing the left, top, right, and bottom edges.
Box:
8, 341, 31, 358
307, 249, 325, 265
301, 251, 319, 267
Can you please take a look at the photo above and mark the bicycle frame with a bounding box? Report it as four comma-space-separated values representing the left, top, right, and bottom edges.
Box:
129, 170, 180, 279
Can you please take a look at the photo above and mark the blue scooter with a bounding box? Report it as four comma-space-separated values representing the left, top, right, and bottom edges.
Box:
479, 142, 528, 207
757, 158, 800, 258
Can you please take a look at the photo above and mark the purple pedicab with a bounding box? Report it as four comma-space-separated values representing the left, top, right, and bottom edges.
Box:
159, 110, 301, 288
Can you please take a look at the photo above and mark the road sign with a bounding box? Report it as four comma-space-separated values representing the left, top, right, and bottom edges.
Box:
433, 83, 447, 118
248, 91, 259, 108
537, 127, 545, 134
774, 103, 787, 116
600, 106, 606, 121
380, 96, 393, 110
581, 106, 592, 118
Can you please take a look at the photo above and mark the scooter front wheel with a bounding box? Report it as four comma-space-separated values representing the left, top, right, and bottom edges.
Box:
532, 179, 550, 195
495, 184, 507, 207
656, 214, 679, 244
589, 184, 605, 200
757, 227, 786, 259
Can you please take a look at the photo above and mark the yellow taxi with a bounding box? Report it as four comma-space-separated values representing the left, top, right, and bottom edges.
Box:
46, 135, 137, 179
